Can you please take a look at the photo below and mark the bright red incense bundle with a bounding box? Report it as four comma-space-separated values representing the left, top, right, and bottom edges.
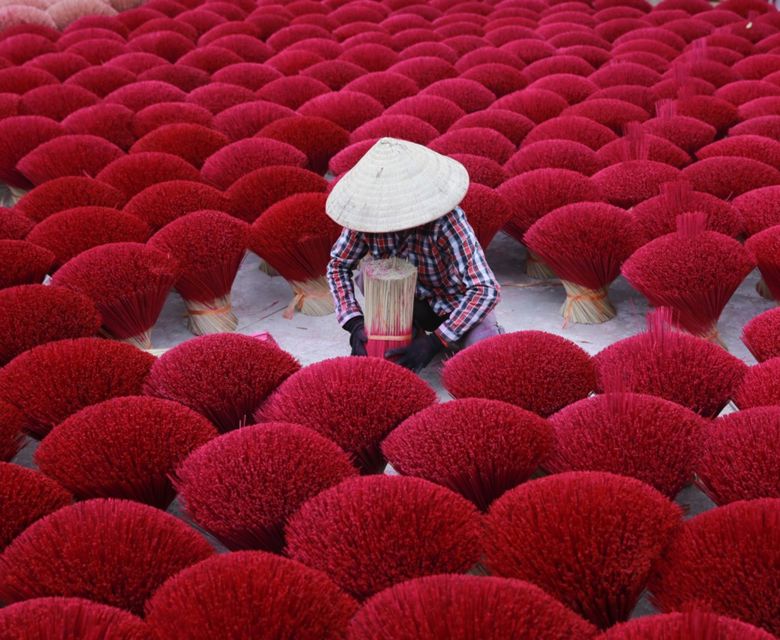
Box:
18, 84, 98, 120
256, 76, 330, 109
522, 115, 617, 151
594, 309, 748, 417
458, 184, 511, 249
285, 475, 481, 600
484, 471, 681, 629
681, 156, 780, 199
301, 60, 366, 90
547, 392, 706, 497
429, 126, 515, 164
139, 65, 210, 93
201, 138, 306, 190
62, 103, 136, 151
17, 134, 124, 186
382, 398, 553, 510
95, 152, 200, 199
525, 202, 642, 324
0, 284, 99, 366
104, 80, 185, 111
176, 422, 357, 551
0, 463, 71, 550
348, 575, 599, 640
51, 242, 179, 348
146, 552, 357, 640
14, 176, 126, 222
730, 115, 780, 139
696, 407, 780, 505
733, 357, 780, 410
0, 240, 54, 289
36, 396, 217, 509
622, 213, 754, 342
745, 225, 780, 302
350, 114, 439, 145
631, 181, 742, 242
149, 210, 247, 334
0, 597, 150, 640
0, 499, 213, 615
715, 80, 780, 106
210, 101, 293, 141
643, 102, 717, 154
123, 180, 228, 231
600, 612, 776, 640
248, 193, 340, 317
185, 83, 256, 115
258, 115, 350, 174
596, 132, 690, 168
144, 333, 300, 432
742, 307, 780, 362
492, 88, 568, 124
649, 498, 780, 636
65, 66, 136, 99
258, 356, 435, 473
527, 74, 599, 105
26, 206, 150, 268
298, 91, 384, 131
328, 139, 378, 177
0, 115, 62, 190
563, 98, 650, 133
383, 94, 466, 132
734, 186, 780, 237
130, 123, 228, 168
343, 71, 419, 107
506, 139, 603, 176
442, 331, 596, 417
133, 101, 214, 138
449, 109, 534, 146
227, 166, 327, 223
674, 94, 738, 133
697, 135, 780, 170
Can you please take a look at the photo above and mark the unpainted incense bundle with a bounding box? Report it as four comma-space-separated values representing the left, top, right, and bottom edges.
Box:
362, 257, 417, 359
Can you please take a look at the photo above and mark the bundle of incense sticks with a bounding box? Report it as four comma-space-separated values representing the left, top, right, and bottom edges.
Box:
362, 257, 418, 359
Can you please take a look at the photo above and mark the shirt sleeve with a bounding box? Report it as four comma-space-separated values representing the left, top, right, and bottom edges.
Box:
326, 227, 369, 326
434, 208, 501, 344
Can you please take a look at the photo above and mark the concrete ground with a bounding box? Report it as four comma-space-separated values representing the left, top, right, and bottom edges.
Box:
13, 229, 773, 618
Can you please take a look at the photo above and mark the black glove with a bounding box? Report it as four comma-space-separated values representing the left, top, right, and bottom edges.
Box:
386, 334, 444, 372
343, 316, 367, 356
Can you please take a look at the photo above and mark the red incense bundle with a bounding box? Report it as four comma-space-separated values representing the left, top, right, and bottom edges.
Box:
362, 257, 417, 359
745, 225, 780, 302
621, 212, 754, 344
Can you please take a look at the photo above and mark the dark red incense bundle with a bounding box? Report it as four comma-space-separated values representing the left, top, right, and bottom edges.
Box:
622, 213, 754, 342
123, 180, 228, 231
594, 309, 748, 417
255, 76, 331, 109
14, 176, 126, 222
632, 181, 741, 242
598, 132, 691, 168
382, 398, 553, 510
176, 423, 357, 551
420, 78, 496, 113
0, 115, 62, 190
104, 81, 186, 111
211, 63, 281, 92
457, 184, 512, 249
525, 202, 641, 324
600, 612, 776, 640
524, 55, 596, 81
51, 242, 179, 348
348, 575, 599, 640
506, 140, 603, 176
18, 84, 98, 121
130, 123, 228, 169
185, 83, 256, 115
674, 94, 738, 133
0, 401, 25, 462
527, 74, 599, 105
298, 91, 384, 131
211, 100, 294, 141
643, 101, 717, 154
0, 499, 213, 615
742, 307, 780, 362
146, 552, 357, 640
26, 207, 150, 268
383, 95, 465, 133
429, 127, 515, 164
328, 139, 378, 177
492, 88, 568, 124
201, 138, 306, 190
590, 61, 662, 87
484, 471, 682, 629
351, 114, 439, 145
0, 285, 99, 366
149, 210, 247, 335
139, 65, 210, 93
285, 476, 481, 600
696, 407, 780, 505
35, 396, 217, 509
144, 333, 300, 432
563, 98, 650, 133
730, 115, 780, 139
343, 71, 419, 107
649, 498, 780, 636
133, 101, 214, 138
0, 338, 153, 438
248, 193, 340, 317
547, 392, 706, 497
95, 152, 200, 199
0, 209, 32, 241
739, 96, 780, 119
227, 166, 327, 223
716, 80, 780, 106
301, 60, 366, 90
448, 153, 509, 188
449, 109, 534, 146
746, 225, 780, 302
62, 103, 136, 151
734, 186, 780, 237
442, 331, 597, 417
258, 116, 350, 174
681, 156, 780, 199
388, 56, 457, 88
0, 463, 71, 550
65, 66, 136, 99
698, 135, 780, 170
0, 240, 54, 290
522, 115, 618, 151
733, 357, 780, 410
258, 357, 435, 473
591, 124, 681, 208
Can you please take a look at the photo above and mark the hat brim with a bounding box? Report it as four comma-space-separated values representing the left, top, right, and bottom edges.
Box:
325, 137, 470, 233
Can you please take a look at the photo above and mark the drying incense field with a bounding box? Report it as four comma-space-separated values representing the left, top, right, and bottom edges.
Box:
1, 0, 780, 636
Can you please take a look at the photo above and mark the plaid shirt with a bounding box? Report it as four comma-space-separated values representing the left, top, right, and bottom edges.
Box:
327, 207, 500, 344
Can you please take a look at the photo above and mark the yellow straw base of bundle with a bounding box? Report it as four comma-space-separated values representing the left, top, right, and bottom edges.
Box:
102, 328, 153, 350
525, 251, 557, 280
560, 281, 615, 325
756, 278, 776, 302
285, 277, 334, 318
186, 295, 238, 336
692, 324, 728, 350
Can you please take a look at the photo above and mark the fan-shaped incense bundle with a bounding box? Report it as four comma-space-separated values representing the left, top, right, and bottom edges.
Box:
362, 257, 417, 359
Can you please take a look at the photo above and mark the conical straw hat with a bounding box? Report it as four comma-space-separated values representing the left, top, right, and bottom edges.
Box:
325, 137, 469, 233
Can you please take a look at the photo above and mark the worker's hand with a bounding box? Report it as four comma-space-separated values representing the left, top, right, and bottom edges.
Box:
343, 316, 368, 356
386, 334, 444, 372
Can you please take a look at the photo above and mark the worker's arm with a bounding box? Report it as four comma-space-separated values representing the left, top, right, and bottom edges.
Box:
326, 227, 369, 327
434, 207, 501, 345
